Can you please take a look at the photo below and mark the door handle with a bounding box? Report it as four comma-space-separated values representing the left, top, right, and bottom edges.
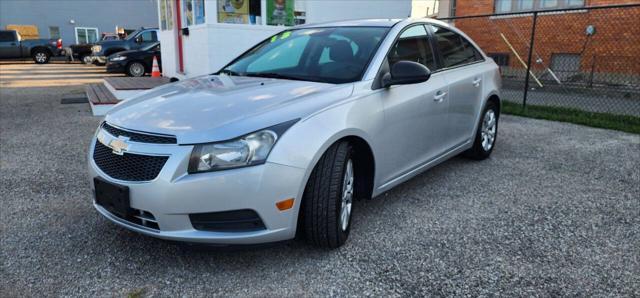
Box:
433, 91, 447, 102
472, 78, 482, 87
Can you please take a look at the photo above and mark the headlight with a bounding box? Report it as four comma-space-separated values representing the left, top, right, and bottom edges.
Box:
92, 45, 102, 53
188, 120, 298, 173
109, 56, 127, 61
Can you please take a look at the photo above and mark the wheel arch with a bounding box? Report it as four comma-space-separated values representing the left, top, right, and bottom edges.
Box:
30, 46, 52, 57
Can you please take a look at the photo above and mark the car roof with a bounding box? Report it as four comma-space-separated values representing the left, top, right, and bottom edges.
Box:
295, 19, 403, 29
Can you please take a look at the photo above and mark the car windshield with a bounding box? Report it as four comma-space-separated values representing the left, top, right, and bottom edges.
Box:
220, 26, 389, 84
125, 30, 142, 40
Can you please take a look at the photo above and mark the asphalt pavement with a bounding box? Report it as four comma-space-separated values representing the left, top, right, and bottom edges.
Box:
1, 72, 639, 296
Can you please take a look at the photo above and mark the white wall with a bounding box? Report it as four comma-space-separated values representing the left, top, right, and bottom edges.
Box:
158, 0, 414, 79
304, 0, 412, 23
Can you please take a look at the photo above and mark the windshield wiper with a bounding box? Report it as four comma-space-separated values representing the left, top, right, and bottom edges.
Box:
244, 72, 308, 82
219, 69, 243, 76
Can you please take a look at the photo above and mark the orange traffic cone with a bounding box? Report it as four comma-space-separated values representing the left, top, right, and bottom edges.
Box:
151, 56, 161, 77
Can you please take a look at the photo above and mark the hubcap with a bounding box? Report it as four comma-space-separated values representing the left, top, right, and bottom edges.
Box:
35, 52, 46, 63
130, 63, 144, 76
481, 109, 497, 151
340, 159, 354, 232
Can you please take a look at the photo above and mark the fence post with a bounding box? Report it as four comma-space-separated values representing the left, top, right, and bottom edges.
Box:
522, 11, 538, 109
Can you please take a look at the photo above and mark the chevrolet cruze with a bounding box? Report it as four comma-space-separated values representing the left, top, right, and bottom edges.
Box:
88, 19, 501, 248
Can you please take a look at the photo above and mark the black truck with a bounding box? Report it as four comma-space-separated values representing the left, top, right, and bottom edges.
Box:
0, 30, 63, 64
90, 28, 158, 65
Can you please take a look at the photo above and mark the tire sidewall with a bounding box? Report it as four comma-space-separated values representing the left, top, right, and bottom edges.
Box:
473, 102, 499, 158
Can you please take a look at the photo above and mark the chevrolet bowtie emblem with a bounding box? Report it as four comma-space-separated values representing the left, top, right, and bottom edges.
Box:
109, 137, 130, 155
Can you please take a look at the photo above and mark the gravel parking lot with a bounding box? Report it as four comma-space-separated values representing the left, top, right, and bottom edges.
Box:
1, 73, 639, 296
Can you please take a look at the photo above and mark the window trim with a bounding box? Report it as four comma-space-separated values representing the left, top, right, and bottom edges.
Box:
494, 0, 585, 13
424, 24, 486, 73
386, 24, 439, 72
74, 27, 99, 44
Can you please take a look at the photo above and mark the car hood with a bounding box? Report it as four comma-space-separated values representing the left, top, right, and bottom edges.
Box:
110, 49, 146, 58
105, 75, 354, 144
96, 40, 123, 46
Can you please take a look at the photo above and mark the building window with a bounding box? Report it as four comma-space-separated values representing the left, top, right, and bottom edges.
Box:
75, 27, 99, 44
183, 0, 205, 26
218, 0, 265, 24
494, 0, 584, 13
160, 0, 174, 30
49, 26, 60, 39
267, 0, 295, 26
488, 53, 510, 66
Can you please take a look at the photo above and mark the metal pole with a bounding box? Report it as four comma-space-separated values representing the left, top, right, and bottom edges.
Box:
522, 12, 538, 109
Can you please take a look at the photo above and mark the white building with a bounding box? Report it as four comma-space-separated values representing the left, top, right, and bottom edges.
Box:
156, 0, 419, 79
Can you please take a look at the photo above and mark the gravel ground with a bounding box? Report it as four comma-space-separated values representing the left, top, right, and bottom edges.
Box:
1, 84, 639, 297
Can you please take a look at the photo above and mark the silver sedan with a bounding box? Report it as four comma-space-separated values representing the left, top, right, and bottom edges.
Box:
88, 18, 501, 248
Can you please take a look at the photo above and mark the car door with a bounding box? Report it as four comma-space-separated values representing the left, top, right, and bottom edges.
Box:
0, 31, 21, 58
135, 30, 158, 50
377, 24, 450, 184
429, 25, 485, 146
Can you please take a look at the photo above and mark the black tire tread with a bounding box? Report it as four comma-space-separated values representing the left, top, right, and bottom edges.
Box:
303, 141, 351, 248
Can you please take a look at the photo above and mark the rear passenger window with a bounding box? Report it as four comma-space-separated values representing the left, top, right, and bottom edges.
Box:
0, 31, 15, 42
388, 25, 437, 71
430, 25, 482, 68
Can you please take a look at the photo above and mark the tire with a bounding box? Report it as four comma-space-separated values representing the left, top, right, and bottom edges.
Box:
464, 101, 499, 160
32, 49, 50, 64
126, 62, 146, 77
82, 55, 93, 64
302, 141, 355, 249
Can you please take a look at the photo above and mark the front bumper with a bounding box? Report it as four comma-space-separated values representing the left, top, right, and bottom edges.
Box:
88, 128, 307, 244
91, 55, 107, 64
106, 61, 126, 73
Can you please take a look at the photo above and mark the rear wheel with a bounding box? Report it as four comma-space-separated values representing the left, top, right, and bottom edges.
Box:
464, 101, 499, 160
32, 49, 50, 64
302, 141, 354, 249
126, 62, 146, 77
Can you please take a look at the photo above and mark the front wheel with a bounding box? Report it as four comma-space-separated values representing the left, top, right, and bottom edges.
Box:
301, 141, 354, 249
32, 50, 50, 64
126, 62, 146, 77
464, 101, 499, 160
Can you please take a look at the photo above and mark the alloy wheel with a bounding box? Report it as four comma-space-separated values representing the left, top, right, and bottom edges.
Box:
481, 109, 497, 151
340, 159, 354, 231
129, 63, 145, 77
34, 52, 47, 63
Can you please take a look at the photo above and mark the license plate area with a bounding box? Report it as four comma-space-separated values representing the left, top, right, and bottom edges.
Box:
94, 177, 132, 219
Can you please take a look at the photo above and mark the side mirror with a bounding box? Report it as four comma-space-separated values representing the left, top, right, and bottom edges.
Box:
382, 61, 431, 88
135, 36, 143, 43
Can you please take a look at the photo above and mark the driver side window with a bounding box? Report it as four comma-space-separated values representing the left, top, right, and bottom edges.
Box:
139, 31, 157, 42
388, 25, 436, 71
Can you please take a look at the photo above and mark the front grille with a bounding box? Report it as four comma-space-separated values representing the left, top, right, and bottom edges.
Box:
102, 122, 177, 144
93, 141, 168, 181
189, 209, 266, 232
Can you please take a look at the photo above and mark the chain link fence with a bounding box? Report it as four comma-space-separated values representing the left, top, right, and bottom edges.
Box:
439, 4, 640, 117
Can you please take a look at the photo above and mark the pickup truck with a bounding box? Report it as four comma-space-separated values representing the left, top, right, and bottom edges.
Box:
69, 33, 121, 64
90, 28, 158, 65
0, 30, 62, 64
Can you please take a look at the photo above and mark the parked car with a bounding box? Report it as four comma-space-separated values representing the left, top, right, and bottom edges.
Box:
0, 30, 62, 63
69, 33, 122, 63
90, 28, 158, 65
88, 19, 501, 248
106, 42, 161, 77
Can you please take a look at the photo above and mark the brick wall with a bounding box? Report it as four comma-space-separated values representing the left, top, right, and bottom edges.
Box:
451, 1, 640, 75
